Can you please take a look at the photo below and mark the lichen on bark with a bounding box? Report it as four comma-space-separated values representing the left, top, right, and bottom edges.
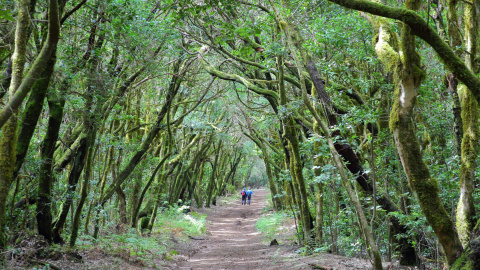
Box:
0, 0, 30, 248
455, 0, 478, 247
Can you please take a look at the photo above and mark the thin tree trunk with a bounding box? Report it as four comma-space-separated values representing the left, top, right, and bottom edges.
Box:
52, 133, 88, 243
206, 142, 221, 208
277, 54, 313, 240
131, 153, 171, 227
36, 87, 65, 243
116, 186, 127, 225
70, 134, 95, 247
257, 137, 281, 209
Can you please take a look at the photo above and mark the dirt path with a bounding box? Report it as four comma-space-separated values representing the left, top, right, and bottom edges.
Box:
179, 188, 396, 270
180, 188, 289, 270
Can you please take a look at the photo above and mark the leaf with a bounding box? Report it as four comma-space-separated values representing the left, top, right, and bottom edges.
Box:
0, 10, 14, 21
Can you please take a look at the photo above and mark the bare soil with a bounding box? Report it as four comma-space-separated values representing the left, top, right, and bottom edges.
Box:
6, 188, 404, 270
179, 188, 398, 270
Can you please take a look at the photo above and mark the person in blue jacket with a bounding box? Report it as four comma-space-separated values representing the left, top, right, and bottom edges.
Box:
241, 188, 247, 205
246, 188, 253, 205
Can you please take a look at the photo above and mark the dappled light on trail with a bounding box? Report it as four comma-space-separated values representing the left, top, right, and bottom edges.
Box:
180, 188, 295, 270
178, 189, 392, 270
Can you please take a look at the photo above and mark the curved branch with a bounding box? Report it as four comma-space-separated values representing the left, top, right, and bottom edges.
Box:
328, 0, 480, 103
60, 0, 87, 25
198, 47, 279, 100
0, 0, 60, 130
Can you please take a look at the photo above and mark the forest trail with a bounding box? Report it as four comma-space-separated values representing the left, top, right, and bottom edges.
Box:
179, 189, 389, 270
180, 188, 291, 270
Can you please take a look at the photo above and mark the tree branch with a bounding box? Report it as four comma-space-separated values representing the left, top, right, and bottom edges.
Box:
328, 0, 480, 104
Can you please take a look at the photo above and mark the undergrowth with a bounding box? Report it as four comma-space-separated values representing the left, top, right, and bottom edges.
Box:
75, 205, 207, 264
255, 211, 295, 245
155, 206, 207, 236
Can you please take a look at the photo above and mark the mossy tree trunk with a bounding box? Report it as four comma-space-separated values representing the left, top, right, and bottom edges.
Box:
131, 152, 171, 228
386, 1, 464, 266
14, 55, 56, 179
36, 86, 64, 243
0, 0, 30, 249
195, 162, 205, 207
98, 59, 185, 206
314, 182, 324, 244
276, 54, 313, 240
52, 132, 88, 243
271, 1, 383, 266
256, 138, 280, 209
116, 186, 127, 225
446, 0, 463, 157
205, 141, 221, 208
69, 129, 96, 247
313, 123, 324, 244
53, 23, 106, 243
241, 111, 282, 209
0, 0, 60, 130
456, 0, 479, 248
13, 0, 67, 179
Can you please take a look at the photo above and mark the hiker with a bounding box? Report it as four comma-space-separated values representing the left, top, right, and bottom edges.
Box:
246, 188, 253, 205
241, 188, 247, 205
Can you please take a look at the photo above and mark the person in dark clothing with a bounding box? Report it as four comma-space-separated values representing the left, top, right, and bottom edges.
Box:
241, 188, 247, 205
246, 188, 253, 205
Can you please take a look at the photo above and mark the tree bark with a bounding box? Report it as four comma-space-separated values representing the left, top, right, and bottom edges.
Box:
456, 1, 478, 247
277, 54, 313, 240
389, 5, 463, 265
0, 0, 60, 130
0, 0, 31, 248
205, 142, 221, 208
69, 132, 95, 247
99, 61, 185, 206
326, 0, 480, 104
36, 88, 64, 243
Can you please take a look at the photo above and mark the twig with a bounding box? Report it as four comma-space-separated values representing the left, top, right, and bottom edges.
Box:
61, 0, 88, 25
35, 261, 63, 270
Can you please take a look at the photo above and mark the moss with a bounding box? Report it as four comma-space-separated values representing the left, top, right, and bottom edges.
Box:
329, 0, 480, 103
374, 18, 400, 72
388, 86, 401, 131
279, 20, 288, 31
405, 0, 421, 10
451, 251, 474, 269
456, 83, 478, 246
393, 112, 463, 266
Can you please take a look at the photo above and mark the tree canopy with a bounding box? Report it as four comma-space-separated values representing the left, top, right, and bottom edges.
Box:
1, 0, 479, 268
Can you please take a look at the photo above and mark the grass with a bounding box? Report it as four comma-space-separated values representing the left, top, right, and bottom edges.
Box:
155, 206, 207, 236
255, 211, 296, 244
75, 205, 207, 265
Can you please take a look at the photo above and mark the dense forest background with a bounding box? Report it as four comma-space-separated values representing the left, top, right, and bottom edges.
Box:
1, 0, 480, 269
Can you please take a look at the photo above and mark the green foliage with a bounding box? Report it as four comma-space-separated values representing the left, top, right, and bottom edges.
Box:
3, 0, 478, 267
74, 206, 206, 263
0, 9, 14, 21
255, 211, 295, 244
76, 231, 167, 263
156, 206, 207, 236
226, 183, 236, 194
